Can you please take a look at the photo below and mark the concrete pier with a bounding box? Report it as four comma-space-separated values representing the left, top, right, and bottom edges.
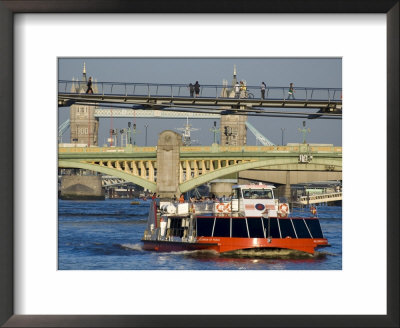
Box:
60, 175, 104, 200
156, 130, 183, 199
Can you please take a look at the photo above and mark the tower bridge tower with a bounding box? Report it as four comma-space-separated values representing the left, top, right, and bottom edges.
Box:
219, 65, 247, 146
69, 63, 99, 146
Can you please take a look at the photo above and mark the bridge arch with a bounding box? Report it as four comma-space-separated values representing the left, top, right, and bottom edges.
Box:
178, 157, 342, 193
59, 160, 157, 192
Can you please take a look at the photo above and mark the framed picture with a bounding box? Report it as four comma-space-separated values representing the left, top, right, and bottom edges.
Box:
0, 1, 398, 327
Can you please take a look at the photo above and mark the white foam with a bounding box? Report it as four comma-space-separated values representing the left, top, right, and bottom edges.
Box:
120, 243, 144, 251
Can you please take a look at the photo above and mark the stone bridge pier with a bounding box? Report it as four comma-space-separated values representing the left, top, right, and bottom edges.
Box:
156, 130, 183, 199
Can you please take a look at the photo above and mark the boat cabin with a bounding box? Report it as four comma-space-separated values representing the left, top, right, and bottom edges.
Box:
230, 184, 278, 217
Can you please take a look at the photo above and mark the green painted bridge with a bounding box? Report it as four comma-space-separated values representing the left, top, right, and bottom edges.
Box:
59, 143, 342, 194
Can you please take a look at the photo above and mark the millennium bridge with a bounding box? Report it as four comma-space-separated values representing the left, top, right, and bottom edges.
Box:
58, 80, 342, 119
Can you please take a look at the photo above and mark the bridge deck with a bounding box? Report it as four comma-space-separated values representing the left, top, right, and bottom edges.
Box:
58, 93, 342, 113
59, 145, 343, 159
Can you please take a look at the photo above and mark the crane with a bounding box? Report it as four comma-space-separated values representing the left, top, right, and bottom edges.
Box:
245, 121, 275, 146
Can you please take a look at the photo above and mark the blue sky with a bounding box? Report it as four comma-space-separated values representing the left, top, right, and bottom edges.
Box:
58, 58, 342, 146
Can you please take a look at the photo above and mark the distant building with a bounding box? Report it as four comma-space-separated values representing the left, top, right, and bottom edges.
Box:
69, 62, 99, 146
219, 65, 247, 146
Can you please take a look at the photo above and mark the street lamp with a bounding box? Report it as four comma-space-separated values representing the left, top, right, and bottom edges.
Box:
209, 121, 220, 144
144, 124, 149, 146
127, 122, 132, 145
120, 129, 125, 147
298, 121, 311, 144
132, 123, 137, 145
281, 128, 285, 146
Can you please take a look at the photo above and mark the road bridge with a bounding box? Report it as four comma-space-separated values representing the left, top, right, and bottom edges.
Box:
59, 140, 342, 198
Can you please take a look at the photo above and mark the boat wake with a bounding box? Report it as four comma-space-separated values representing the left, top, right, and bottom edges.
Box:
119, 243, 145, 252
222, 248, 321, 259
177, 249, 220, 257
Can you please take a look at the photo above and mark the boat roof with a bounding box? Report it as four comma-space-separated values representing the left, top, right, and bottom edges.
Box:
232, 184, 275, 189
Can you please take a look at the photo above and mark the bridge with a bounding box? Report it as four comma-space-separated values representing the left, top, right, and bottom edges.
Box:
58, 134, 342, 198
58, 65, 342, 148
58, 80, 342, 119
295, 191, 342, 205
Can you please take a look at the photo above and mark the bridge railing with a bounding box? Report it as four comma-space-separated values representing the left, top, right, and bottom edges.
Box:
59, 80, 342, 102
58, 146, 157, 153
59, 145, 342, 154
297, 191, 342, 202
180, 145, 342, 153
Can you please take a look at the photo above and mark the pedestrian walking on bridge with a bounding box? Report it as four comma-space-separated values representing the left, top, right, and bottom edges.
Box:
234, 82, 240, 98
86, 77, 93, 94
189, 83, 194, 97
287, 82, 295, 100
261, 82, 266, 99
194, 81, 200, 97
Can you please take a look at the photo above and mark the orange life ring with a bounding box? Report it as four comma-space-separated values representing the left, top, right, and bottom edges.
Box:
216, 202, 231, 213
216, 203, 225, 212
279, 203, 289, 216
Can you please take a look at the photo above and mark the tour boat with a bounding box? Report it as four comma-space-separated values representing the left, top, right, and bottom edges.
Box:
141, 184, 328, 255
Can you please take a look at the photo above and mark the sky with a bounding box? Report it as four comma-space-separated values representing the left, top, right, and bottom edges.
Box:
58, 58, 342, 146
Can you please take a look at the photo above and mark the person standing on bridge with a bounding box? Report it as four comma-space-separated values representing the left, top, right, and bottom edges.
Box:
234, 81, 240, 98
86, 77, 93, 94
240, 81, 246, 98
189, 83, 194, 97
194, 81, 200, 97
261, 82, 266, 99
287, 82, 295, 100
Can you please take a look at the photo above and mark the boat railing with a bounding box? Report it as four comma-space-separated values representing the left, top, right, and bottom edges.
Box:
192, 201, 215, 214
147, 200, 158, 229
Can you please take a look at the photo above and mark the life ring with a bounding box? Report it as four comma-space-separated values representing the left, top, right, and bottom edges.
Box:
279, 203, 289, 217
216, 203, 226, 212
216, 202, 231, 213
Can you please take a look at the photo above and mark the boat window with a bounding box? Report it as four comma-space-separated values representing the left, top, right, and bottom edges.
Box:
196, 218, 215, 237
232, 188, 240, 199
278, 219, 297, 238
242, 189, 273, 199
168, 218, 185, 237
292, 219, 312, 238
263, 218, 281, 238
213, 218, 230, 237
232, 218, 249, 238
304, 219, 323, 238
247, 218, 265, 238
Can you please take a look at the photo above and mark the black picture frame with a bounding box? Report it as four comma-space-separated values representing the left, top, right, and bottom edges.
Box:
0, 1, 398, 327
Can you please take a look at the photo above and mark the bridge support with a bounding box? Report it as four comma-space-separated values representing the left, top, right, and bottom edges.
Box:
70, 104, 99, 146
60, 175, 104, 200
220, 114, 247, 146
210, 182, 235, 198
278, 171, 292, 201
156, 130, 183, 199
275, 184, 292, 201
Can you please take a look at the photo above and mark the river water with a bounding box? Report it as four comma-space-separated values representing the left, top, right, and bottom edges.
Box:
58, 199, 342, 270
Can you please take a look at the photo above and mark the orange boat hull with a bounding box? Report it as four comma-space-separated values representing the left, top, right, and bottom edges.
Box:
142, 236, 328, 254
197, 236, 328, 254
